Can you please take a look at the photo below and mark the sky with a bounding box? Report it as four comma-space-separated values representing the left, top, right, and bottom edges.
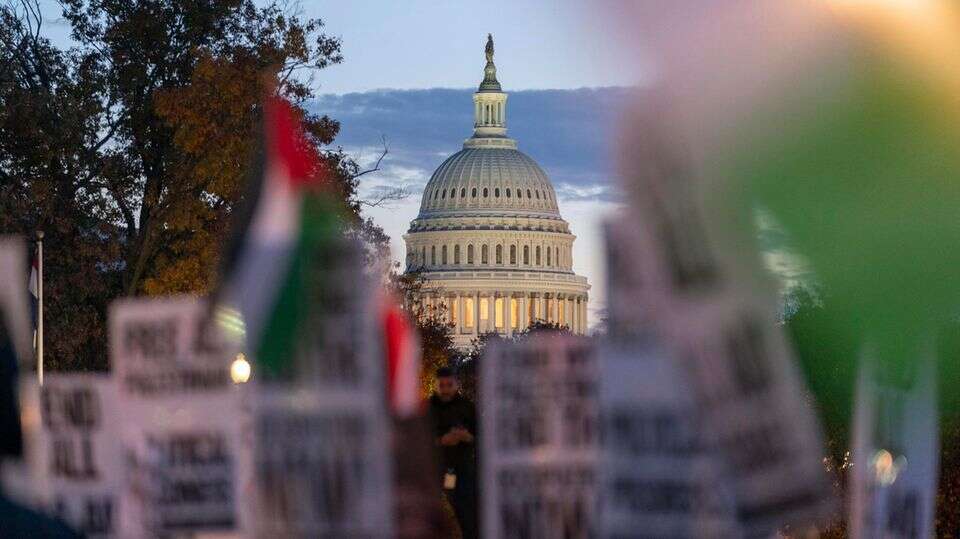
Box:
298, 1, 652, 326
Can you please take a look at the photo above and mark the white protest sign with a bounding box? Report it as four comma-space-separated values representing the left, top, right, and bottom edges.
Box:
249, 235, 392, 538
598, 339, 739, 538
615, 111, 835, 535
110, 296, 245, 537
34, 374, 120, 538
850, 349, 938, 539
481, 336, 598, 538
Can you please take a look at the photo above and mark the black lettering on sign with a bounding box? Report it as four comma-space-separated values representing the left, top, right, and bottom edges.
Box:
51, 435, 98, 479
497, 406, 549, 450
149, 433, 229, 466
635, 128, 720, 294
886, 490, 920, 539
562, 402, 597, 448
42, 386, 100, 431
725, 315, 770, 397
82, 495, 113, 535
124, 317, 178, 359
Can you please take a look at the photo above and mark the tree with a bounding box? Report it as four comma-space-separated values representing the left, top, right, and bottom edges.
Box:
0, 0, 387, 369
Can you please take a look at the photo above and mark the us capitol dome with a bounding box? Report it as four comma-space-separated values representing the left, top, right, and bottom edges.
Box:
403, 34, 590, 347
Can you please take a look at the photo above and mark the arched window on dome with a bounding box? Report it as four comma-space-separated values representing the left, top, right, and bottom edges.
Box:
454, 245, 460, 264
433, 190, 438, 200
483, 187, 489, 198
510, 245, 517, 265
535, 190, 540, 199
431, 246, 436, 265
481, 244, 489, 264
536, 246, 541, 266
442, 245, 448, 265
450, 188, 456, 199
506, 188, 511, 198
441, 190, 446, 199
472, 188, 477, 198
467, 244, 474, 264
523, 245, 529, 265
460, 188, 466, 198
495, 244, 503, 265
527, 189, 531, 199
495, 188, 500, 198
547, 246, 552, 266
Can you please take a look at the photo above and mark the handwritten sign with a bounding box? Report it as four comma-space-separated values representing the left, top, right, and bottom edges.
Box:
615, 115, 836, 535
110, 296, 243, 537
34, 374, 120, 538
597, 338, 739, 538
249, 235, 392, 537
481, 336, 598, 538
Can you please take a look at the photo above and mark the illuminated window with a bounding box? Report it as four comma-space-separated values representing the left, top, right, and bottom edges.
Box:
451, 297, 458, 325
511, 298, 519, 329
495, 298, 504, 329
464, 298, 474, 328
480, 298, 489, 321
528, 300, 535, 321
558, 299, 565, 326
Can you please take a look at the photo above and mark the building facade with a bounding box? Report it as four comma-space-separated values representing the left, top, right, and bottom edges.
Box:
403, 35, 590, 348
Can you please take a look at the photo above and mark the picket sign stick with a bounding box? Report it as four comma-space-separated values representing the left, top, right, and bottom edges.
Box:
36, 230, 43, 386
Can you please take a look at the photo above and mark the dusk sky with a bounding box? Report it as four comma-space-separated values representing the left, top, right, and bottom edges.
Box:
33, 0, 654, 324
304, 1, 648, 325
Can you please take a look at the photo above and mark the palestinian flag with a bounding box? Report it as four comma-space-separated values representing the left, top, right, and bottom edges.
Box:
220, 96, 342, 379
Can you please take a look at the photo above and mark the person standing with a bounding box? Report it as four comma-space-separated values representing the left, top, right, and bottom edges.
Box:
428, 367, 478, 539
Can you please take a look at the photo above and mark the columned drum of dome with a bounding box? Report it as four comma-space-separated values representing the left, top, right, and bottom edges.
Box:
402, 34, 590, 348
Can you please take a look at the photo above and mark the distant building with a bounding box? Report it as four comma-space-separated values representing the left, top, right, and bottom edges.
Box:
403, 35, 590, 348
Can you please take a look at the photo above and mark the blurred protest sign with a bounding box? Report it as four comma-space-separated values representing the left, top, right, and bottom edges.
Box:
598, 220, 739, 537
247, 234, 392, 538
481, 335, 597, 538
850, 349, 938, 539
110, 296, 244, 537
34, 374, 119, 538
598, 338, 739, 538
615, 111, 835, 535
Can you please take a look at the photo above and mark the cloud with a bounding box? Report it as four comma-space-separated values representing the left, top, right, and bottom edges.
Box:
312, 86, 636, 203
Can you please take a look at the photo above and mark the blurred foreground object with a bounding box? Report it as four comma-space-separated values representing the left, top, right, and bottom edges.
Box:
218, 95, 393, 536
0, 238, 80, 537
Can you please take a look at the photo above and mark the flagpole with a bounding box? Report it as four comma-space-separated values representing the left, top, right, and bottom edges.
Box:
36, 230, 43, 386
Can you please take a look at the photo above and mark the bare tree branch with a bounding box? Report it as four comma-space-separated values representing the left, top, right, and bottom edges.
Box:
358, 187, 407, 208
351, 134, 388, 180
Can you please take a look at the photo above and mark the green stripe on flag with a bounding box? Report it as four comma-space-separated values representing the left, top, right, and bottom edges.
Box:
257, 193, 342, 380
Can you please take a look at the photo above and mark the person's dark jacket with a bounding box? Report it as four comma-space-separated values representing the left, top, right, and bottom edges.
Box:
428, 393, 477, 472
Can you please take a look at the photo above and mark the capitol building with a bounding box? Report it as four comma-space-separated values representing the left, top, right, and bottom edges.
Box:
403, 35, 590, 347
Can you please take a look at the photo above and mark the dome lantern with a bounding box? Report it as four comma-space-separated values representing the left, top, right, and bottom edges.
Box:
470, 34, 510, 144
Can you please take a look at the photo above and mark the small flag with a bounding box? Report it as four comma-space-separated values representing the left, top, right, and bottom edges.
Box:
218, 95, 340, 378
28, 249, 38, 335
